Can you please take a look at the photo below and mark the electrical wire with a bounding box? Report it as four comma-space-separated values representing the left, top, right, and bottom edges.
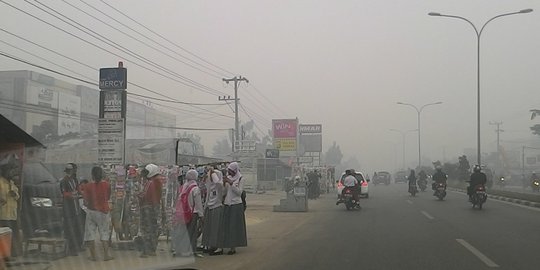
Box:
24, 0, 226, 96
99, 0, 237, 77
0, 100, 229, 132
1, 0, 225, 97
64, 0, 226, 79
0, 49, 232, 118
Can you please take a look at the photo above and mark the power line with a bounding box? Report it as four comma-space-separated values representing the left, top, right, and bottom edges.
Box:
249, 83, 288, 116
2, 0, 225, 97
239, 103, 269, 136
25, 0, 226, 96
61, 0, 225, 79
128, 93, 225, 106
0, 51, 96, 85
0, 49, 232, 118
0, 39, 96, 83
0, 100, 229, 132
99, 0, 236, 77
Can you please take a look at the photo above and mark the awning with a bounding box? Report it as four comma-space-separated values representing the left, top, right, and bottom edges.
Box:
0, 114, 45, 148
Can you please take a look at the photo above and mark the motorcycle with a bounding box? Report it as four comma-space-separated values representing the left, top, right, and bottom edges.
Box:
470, 184, 488, 209
418, 179, 427, 192
532, 180, 540, 192
433, 182, 447, 200
409, 184, 418, 197
337, 187, 360, 210
498, 177, 506, 188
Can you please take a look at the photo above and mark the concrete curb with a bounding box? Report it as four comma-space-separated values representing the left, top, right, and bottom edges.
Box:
448, 188, 540, 208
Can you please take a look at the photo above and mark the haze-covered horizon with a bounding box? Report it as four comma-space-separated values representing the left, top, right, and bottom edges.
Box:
2, 0, 540, 171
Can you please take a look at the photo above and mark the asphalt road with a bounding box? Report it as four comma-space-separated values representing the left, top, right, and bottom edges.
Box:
217, 183, 540, 270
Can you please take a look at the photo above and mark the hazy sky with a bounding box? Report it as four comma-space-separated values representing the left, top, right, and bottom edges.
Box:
2, 0, 540, 170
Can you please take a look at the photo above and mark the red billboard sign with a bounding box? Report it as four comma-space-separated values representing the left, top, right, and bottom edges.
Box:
272, 119, 298, 138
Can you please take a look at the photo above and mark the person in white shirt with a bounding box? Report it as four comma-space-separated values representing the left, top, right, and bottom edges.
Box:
172, 169, 204, 257
202, 166, 225, 255
222, 162, 247, 255
343, 170, 359, 202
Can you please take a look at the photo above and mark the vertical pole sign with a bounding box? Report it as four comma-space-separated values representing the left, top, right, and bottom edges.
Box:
98, 62, 127, 165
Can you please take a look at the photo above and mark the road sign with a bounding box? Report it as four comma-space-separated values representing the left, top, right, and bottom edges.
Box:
265, 149, 280, 159
98, 119, 124, 164
297, 156, 313, 163
99, 67, 127, 90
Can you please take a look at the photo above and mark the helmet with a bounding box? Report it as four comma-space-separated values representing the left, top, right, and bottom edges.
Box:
473, 165, 481, 172
435, 165, 442, 171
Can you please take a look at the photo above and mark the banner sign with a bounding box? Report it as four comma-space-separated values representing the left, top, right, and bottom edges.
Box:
299, 124, 322, 134
274, 138, 296, 151
272, 119, 298, 138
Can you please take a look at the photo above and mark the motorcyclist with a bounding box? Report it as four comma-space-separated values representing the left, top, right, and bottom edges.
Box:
342, 169, 359, 203
432, 166, 447, 195
467, 165, 487, 201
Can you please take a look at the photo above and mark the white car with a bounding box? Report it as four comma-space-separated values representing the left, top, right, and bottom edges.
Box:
337, 170, 369, 199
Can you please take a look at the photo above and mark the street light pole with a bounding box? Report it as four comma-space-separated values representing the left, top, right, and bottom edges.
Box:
428, 9, 533, 167
390, 129, 418, 169
397, 102, 442, 168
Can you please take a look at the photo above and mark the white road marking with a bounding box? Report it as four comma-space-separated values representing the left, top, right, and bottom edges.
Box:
456, 239, 499, 268
420, 210, 434, 220
406, 200, 413, 204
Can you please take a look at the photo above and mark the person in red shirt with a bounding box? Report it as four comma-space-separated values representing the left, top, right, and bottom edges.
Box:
82, 166, 113, 261
138, 163, 163, 258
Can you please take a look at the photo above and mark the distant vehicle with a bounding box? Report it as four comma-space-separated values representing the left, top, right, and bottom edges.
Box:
373, 171, 391, 185
20, 162, 64, 237
337, 170, 369, 199
394, 170, 408, 183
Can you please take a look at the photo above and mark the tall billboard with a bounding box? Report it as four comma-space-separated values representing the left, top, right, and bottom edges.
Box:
272, 119, 298, 152
299, 124, 322, 152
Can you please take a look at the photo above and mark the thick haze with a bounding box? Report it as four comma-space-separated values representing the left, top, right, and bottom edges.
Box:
1, 0, 540, 171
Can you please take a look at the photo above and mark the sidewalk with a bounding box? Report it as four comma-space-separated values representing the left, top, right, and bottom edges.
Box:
4, 190, 287, 270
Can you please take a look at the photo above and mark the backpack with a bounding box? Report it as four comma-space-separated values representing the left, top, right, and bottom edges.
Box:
174, 183, 197, 225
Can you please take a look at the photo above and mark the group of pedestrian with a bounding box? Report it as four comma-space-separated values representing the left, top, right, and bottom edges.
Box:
57, 161, 248, 261
60, 163, 114, 261
170, 162, 247, 257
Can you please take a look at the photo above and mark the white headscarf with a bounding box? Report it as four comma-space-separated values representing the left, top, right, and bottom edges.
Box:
185, 169, 198, 182
227, 162, 242, 182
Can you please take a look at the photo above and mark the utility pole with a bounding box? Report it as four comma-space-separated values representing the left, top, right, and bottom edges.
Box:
489, 121, 503, 167
221, 76, 249, 151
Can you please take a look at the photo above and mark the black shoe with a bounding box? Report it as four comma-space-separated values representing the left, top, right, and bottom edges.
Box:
209, 249, 223, 256
227, 250, 236, 255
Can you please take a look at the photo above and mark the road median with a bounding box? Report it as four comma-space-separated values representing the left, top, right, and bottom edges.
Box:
447, 180, 540, 207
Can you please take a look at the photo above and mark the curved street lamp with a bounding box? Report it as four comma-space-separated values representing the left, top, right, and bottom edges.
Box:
397, 101, 443, 168
428, 9, 533, 167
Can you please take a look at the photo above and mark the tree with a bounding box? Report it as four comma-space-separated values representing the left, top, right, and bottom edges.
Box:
213, 137, 232, 157
325, 141, 343, 166
177, 132, 205, 156
531, 124, 540, 136
31, 120, 57, 143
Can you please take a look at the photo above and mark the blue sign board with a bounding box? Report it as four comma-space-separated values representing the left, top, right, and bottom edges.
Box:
99, 67, 127, 90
